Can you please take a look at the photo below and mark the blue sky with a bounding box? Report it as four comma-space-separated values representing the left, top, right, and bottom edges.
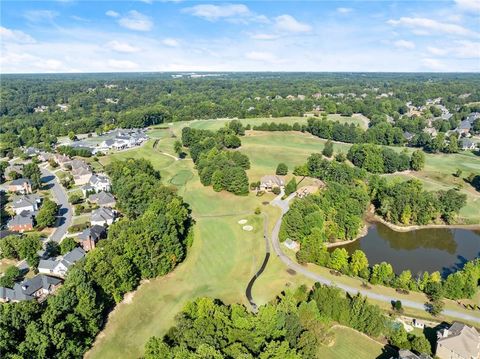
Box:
1, 0, 479, 73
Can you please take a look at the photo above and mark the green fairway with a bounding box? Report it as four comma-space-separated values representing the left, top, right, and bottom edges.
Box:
319, 326, 393, 359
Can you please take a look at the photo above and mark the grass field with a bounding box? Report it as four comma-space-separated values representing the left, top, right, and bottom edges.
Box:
319, 326, 394, 359
88, 117, 480, 358
0, 258, 18, 274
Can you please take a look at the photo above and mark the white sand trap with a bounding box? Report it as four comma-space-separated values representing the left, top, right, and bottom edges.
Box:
238, 219, 248, 224
243, 225, 253, 231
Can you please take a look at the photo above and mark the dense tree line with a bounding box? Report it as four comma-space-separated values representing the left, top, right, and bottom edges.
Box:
144, 284, 432, 358
280, 181, 370, 245
347, 144, 414, 173
0, 159, 193, 358
301, 243, 480, 302
295, 153, 465, 226
0, 234, 43, 268
1, 73, 479, 156
57, 145, 92, 157
370, 177, 467, 225
182, 125, 250, 195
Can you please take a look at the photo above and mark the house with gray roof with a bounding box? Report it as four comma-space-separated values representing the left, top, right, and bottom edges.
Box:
91, 207, 116, 226
396, 349, 431, 359
457, 120, 472, 135
7, 212, 34, 232
0, 274, 62, 303
260, 175, 285, 192
436, 322, 480, 359
403, 131, 415, 142
11, 194, 41, 215
460, 138, 477, 150
38, 247, 86, 278
88, 191, 116, 207
88, 174, 111, 192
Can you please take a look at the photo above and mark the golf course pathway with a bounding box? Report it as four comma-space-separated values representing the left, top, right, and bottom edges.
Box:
245, 213, 270, 312
270, 193, 480, 324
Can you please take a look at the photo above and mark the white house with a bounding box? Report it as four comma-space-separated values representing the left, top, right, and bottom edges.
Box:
88, 174, 111, 192
90, 207, 116, 226
38, 248, 86, 278
11, 194, 41, 215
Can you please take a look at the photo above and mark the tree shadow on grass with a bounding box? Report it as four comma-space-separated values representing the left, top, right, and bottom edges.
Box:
376, 345, 396, 359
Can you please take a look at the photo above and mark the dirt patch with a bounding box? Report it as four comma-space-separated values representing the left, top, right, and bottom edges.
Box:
286, 268, 297, 275
121, 291, 136, 304
242, 225, 253, 231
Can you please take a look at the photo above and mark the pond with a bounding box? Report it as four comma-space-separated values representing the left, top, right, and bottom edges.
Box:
336, 223, 480, 277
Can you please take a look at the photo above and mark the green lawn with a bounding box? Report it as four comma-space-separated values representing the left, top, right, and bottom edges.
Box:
319, 326, 394, 359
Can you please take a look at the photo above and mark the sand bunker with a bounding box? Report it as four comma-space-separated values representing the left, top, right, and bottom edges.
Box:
238, 219, 248, 224
243, 225, 253, 231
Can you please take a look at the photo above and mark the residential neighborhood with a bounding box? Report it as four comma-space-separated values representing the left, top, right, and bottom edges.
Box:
0, 145, 119, 305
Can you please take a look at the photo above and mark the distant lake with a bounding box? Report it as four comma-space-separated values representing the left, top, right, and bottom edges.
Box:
335, 223, 480, 277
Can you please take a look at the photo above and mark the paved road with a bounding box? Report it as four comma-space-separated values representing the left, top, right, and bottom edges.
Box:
245, 213, 271, 312
270, 194, 480, 324
41, 168, 72, 243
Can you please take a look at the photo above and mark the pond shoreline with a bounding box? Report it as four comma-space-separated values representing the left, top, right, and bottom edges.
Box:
326, 212, 480, 249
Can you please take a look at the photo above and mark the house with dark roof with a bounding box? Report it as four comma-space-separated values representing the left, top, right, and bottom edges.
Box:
8, 178, 32, 194
91, 207, 116, 226
78, 225, 106, 251
38, 247, 86, 278
396, 349, 431, 359
403, 131, 415, 142
436, 322, 480, 359
88, 191, 116, 207
7, 211, 34, 232
460, 138, 477, 150
457, 120, 472, 135
0, 274, 62, 303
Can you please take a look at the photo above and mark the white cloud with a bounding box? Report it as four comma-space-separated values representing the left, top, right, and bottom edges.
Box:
421, 58, 446, 71
275, 15, 312, 33
107, 59, 139, 70
245, 51, 279, 63
387, 17, 476, 36
44, 59, 64, 71
183, 4, 251, 21
106, 10, 119, 18
455, 40, 480, 58
427, 46, 448, 56
106, 40, 140, 53
337, 7, 353, 14
0, 26, 36, 44
24, 10, 58, 22
394, 39, 415, 49
455, 0, 480, 11
118, 10, 153, 31
162, 38, 180, 47
250, 33, 278, 40
427, 41, 480, 58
